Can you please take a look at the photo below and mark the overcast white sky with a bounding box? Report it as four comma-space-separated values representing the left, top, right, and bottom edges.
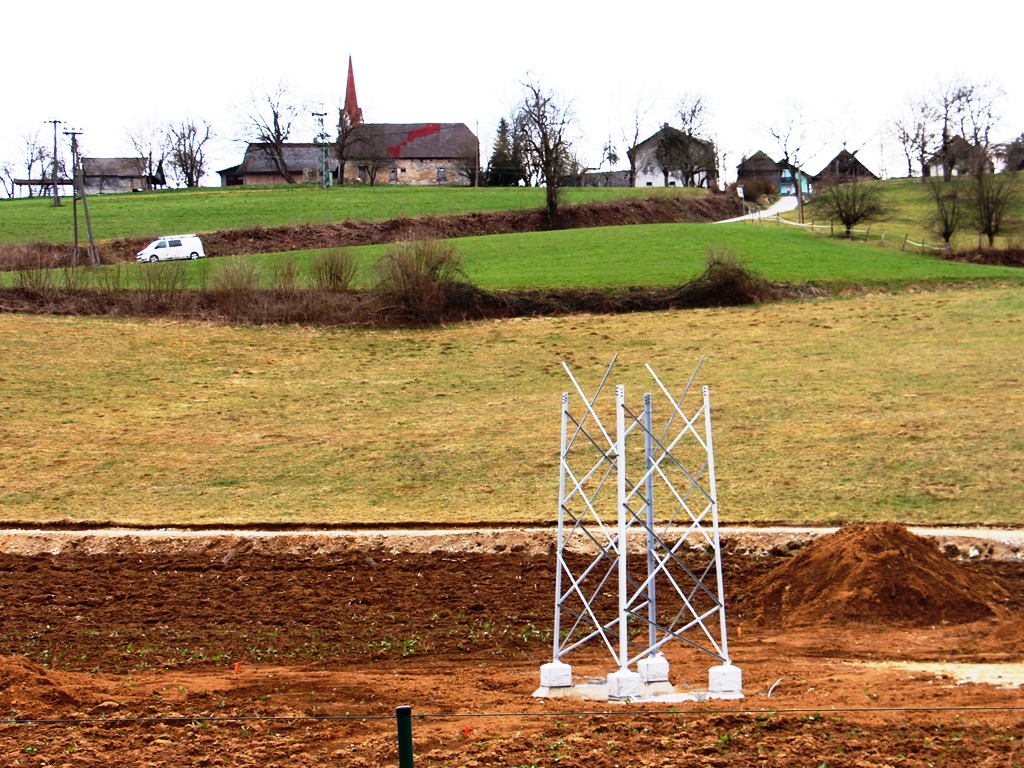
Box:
2, 0, 1021, 189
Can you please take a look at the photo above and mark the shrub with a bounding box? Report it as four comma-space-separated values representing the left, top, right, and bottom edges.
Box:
372, 240, 467, 323
668, 251, 778, 307
738, 177, 777, 201
211, 257, 262, 320
310, 248, 358, 291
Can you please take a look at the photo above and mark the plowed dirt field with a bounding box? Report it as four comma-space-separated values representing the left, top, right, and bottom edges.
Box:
1, 524, 1022, 767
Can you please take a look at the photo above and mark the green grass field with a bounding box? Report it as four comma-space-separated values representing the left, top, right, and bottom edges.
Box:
0, 184, 703, 245
1, 284, 1021, 527
6, 222, 1022, 292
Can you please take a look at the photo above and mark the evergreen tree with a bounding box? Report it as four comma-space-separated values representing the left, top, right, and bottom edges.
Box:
486, 117, 525, 186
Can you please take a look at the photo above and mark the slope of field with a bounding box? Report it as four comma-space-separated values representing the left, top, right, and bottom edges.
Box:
0, 185, 706, 245
1, 284, 1021, 527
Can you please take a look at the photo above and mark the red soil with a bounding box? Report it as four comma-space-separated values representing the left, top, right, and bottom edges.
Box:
0, 524, 1021, 766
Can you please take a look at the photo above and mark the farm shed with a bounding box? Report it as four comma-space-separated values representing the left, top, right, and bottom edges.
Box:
217, 144, 340, 186
81, 157, 153, 194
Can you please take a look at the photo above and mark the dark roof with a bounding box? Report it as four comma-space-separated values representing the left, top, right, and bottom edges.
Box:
736, 151, 780, 173
814, 149, 878, 180
633, 126, 714, 154
82, 158, 147, 177
238, 143, 340, 174
345, 123, 476, 160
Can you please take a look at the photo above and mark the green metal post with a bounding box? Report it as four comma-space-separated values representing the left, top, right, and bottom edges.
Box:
396, 705, 414, 768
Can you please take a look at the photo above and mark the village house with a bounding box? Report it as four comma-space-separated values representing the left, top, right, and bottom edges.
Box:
813, 148, 879, 182
630, 126, 718, 188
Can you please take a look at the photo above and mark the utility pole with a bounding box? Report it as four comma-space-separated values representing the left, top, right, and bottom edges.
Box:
312, 111, 331, 188
46, 119, 62, 207
65, 129, 99, 267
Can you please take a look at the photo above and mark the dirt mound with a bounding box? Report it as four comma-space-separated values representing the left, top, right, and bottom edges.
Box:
0, 655, 82, 717
746, 522, 1009, 628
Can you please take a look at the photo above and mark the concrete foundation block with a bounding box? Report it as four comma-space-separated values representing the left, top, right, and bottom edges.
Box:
607, 669, 643, 700
539, 661, 573, 689
709, 663, 743, 694
638, 654, 671, 683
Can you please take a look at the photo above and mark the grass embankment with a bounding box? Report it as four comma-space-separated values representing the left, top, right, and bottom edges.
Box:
4, 224, 1022, 292
0, 185, 704, 245
2, 283, 1021, 527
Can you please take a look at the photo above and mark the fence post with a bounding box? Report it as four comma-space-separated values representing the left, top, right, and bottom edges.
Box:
865, 225, 871, 241
830, 221, 834, 236
880, 231, 886, 247
901, 234, 908, 251
397, 705, 414, 768
776, 213, 780, 226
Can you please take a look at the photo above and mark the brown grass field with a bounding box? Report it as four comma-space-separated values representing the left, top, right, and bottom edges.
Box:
1, 283, 1022, 527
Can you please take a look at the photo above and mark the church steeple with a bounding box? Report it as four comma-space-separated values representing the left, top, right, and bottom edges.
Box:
344, 55, 363, 126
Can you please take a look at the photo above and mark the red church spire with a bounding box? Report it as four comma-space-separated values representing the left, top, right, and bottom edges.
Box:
344, 55, 363, 126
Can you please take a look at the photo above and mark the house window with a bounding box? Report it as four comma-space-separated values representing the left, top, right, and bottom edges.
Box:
646, 182, 652, 187
389, 168, 398, 182
437, 168, 446, 183
358, 165, 368, 181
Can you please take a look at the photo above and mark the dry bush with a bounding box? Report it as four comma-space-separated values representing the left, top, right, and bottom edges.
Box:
372, 240, 467, 323
738, 177, 777, 201
667, 251, 779, 307
270, 255, 302, 293
310, 249, 358, 291
210, 257, 262, 320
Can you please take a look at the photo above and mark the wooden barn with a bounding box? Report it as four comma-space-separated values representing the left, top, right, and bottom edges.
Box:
217, 144, 340, 186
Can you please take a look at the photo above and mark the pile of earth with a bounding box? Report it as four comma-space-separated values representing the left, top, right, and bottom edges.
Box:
0, 655, 81, 717
946, 246, 1024, 267
741, 522, 1010, 628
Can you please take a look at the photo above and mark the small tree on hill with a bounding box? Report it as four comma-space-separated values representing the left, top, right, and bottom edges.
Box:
928, 179, 966, 247
808, 174, 887, 237
514, 76, 575, 227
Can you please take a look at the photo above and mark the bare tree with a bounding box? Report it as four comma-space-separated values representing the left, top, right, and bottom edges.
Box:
676, 91, 710, 138
930, 77, 1004, 181
14, 129, 48, 197
167, 118, 213, 187
618, 90, 654, 187
928, 179, 966, 246
971, 160, 1019, 247
514, 76, 575, 227
766, 106, 813, 221
126, 117, 170, 184
892, 98, 936, 180
808, 174, 887, 237
0, 160, 14, 198
453, 137, 480, 185
240, 82, 306, 183
346, 125, 394, 186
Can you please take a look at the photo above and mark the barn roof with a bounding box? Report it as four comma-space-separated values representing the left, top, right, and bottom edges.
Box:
345, 123, 477, 160
238, 143, 340, 174
736, 151, 780, 173
81, 158, 147, 177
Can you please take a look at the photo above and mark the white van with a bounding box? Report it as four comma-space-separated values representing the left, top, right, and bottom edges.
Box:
136, 235, 205, 263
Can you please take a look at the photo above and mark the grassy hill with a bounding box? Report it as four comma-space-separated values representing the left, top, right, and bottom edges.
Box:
779, 175, 1024, 250
0, 184, 703, 245
5, 221, 1020, 292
